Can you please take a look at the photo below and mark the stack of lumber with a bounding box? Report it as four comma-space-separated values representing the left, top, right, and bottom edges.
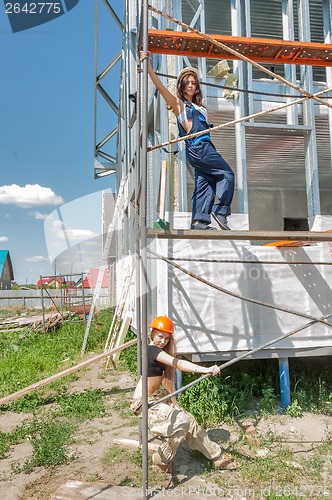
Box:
0, 312, 71, 333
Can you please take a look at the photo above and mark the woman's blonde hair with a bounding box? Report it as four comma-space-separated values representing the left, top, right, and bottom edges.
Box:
150, 329, 176, 395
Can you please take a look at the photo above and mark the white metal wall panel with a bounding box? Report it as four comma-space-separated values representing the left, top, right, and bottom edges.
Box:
154, 216, 332, 357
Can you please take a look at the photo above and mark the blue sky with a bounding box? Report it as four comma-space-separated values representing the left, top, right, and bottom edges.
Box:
0, 1, 123, 284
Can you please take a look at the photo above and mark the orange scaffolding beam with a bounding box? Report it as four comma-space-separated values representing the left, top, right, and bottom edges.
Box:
148, 30, 332, 67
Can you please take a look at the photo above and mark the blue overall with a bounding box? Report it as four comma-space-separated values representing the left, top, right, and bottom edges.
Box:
177, 102, 234, 224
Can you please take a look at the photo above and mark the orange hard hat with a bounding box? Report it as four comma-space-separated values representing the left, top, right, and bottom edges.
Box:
149, 316, 174, 334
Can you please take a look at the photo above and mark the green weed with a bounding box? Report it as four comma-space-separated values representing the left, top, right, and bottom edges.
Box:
23, 419, 76, 470
57, 389, 106, 421
180, 376, 235, 425
6, 391, 55, 413
0, 419, 39, 459
181, 358, 332, 425
102, 447, 141, 487
0, 431, 10, 459
131, 449, 143, 467
0, 310, 115, 472
119, 476, 139, 487
259, 386, 278, 415
1, 416, 75, 471
286, 399, 302, 417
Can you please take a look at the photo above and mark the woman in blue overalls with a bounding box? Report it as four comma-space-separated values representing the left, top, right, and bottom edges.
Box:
140, 52, 234, 230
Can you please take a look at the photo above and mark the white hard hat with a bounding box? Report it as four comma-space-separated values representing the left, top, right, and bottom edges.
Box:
177, 67, 200, 84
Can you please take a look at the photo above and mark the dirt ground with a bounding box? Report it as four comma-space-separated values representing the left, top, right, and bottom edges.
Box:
0, 361, 331, 500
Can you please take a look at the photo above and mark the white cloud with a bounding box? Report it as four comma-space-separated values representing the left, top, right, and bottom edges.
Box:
66, 228, 97, 240
0, 236, 9, 242
50, 220, 97, 241
33, 211, 48, 220
0, 184, 63, 208
26, 255, 48, 262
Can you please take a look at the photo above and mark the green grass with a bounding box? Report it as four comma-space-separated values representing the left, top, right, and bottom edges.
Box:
119, 328, 138, 373
1, 414, 77, 471
0, 309, 111, 398
22, 419, 76, 471
0, 309, 113, 470
0, 387, 108, 470
180, 358, 332, 424
57, 389, 106, 421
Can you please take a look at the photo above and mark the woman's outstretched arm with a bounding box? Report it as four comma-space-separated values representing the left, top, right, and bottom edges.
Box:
140, 51, 183, 116
156, 349, 220, 376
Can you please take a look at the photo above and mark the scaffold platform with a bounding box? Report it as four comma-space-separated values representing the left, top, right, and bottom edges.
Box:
148, 29, 332, 67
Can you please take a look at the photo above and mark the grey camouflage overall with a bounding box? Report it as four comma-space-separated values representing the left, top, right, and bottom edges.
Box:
131, 391, 222, 464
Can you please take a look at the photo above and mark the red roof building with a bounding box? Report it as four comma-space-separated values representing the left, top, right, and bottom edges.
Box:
82, 268, 109, 289
36, 276, 65, 288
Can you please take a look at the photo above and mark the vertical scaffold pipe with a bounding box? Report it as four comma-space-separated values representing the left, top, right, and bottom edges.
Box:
135, 0, 143, 456
40, 275, 45, 334
140, 0, 149, 497
279, 357, 291, 409
135, 14, 142, 381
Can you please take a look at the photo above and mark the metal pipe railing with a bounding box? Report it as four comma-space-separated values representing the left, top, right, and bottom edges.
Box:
139, 0, 149, 497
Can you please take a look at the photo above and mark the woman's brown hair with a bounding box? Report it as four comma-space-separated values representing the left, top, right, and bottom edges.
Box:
176, 71, 203, 106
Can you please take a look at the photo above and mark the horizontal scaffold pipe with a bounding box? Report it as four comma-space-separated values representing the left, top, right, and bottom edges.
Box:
155, 71, 332, 99
148, 4, 332, 111
0, 338, 137, 406
147, 87, 332, 152
148, 312, 332, 408
147, 228, 332, 242
148, 248, 332, 329
158, 256, 332, 266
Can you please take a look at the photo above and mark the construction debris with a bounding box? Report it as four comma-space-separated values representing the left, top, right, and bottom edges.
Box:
0, 310, 86, 333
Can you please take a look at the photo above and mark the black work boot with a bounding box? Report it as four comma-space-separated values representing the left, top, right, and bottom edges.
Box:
190, 220, 217, 230
212, 213, 231, 230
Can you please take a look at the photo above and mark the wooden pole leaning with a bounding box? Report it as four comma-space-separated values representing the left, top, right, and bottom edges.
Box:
106, 315, 132, 366
0, 338, 137, 406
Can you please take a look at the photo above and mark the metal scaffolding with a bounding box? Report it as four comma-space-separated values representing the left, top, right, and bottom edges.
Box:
94, 1, 332, 497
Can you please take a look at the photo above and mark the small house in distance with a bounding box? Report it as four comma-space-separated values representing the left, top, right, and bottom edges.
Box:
82, 268, 109, 289
0, 250, 14, 290
36, 276, 66, 288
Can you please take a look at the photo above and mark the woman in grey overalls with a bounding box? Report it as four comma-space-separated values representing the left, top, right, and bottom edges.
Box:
140, 53, 234, 230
